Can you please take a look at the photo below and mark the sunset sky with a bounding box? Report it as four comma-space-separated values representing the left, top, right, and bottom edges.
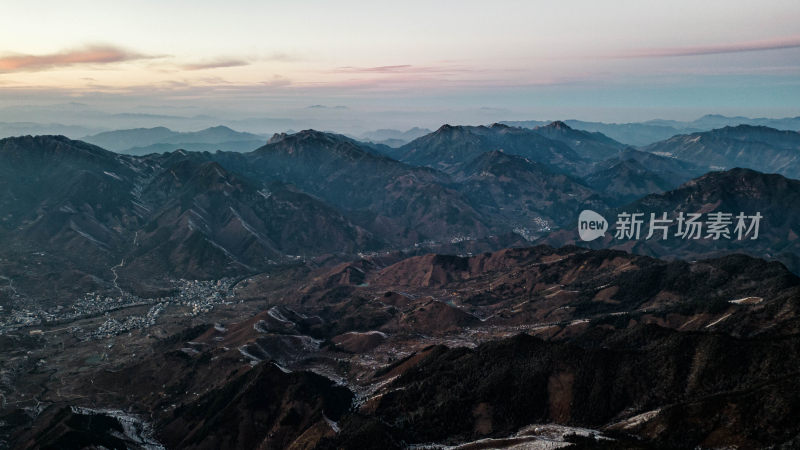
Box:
1, 0, 799, 132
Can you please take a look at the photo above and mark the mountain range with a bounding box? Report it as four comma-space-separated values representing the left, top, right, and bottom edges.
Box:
503, 114, 800, 146
4, 118, 800, 449
3, 120, 800, 304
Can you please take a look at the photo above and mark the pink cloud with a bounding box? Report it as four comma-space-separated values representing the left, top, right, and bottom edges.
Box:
0, 45, 157, 72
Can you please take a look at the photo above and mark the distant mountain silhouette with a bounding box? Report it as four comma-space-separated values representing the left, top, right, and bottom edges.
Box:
503, 115, 800, 146
359, 127, 432, 147
82, 125, 266, 154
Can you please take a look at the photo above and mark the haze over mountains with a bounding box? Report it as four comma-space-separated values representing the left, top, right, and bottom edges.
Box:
3, 113, 800, 149
4, 116, 800, 448
358, 127, 432, 147
81, 126, 268, 155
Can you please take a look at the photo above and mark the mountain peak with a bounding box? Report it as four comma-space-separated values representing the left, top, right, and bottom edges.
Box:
722, 124, 794, 133
290, 129, 356, 145
268, 132, 289, 144
203, 125, 235, 132
543, 120, 572, 130
267, 129, 340, 144
435, 124, 461, 133
0, 134, 115, 160
265, 129, 335, 145
255, 129, 376, 161
691, 166, 767, 182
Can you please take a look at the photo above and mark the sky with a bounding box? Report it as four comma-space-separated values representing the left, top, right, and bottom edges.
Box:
1, 0, 799, 134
